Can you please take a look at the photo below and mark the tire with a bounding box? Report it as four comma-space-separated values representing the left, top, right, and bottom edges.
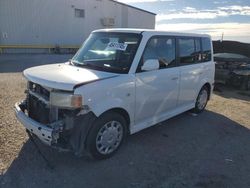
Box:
86, 111, 127, 159
192, 86, 209, 114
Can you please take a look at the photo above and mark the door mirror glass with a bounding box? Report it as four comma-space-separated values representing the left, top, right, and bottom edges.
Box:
141, 59, 159, 71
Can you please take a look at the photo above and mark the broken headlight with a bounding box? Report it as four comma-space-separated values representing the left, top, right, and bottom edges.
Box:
50, 92, 82, 108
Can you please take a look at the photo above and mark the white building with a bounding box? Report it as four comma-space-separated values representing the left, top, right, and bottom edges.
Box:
0, 0, 155, 52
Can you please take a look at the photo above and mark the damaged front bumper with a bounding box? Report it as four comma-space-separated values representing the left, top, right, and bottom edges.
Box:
14, 101, 62, 146
14, 100, 97, 156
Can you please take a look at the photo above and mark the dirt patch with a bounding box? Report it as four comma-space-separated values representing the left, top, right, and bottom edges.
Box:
0, 73, 27, 173
207, 86, 250, 129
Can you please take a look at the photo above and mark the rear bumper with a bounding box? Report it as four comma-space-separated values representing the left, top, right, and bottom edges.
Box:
14, 101, 60, 145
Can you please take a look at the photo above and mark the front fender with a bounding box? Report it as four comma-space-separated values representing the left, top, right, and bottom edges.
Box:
90, 98, 130, 117
74, 74, 136, 126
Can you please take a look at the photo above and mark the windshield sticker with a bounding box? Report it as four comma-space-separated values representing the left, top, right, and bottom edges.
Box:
106, 42, 128, 51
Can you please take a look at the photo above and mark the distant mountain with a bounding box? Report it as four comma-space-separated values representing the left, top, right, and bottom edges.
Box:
213, 40, 250, 58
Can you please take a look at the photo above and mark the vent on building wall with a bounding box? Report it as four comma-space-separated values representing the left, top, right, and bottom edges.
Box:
75, 9, 85, 18
101, 18, 115, 26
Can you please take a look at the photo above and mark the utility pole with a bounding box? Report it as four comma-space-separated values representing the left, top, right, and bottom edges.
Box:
221, 32, 224, 42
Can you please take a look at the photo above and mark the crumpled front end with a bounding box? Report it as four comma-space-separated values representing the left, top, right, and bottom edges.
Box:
15, 81, 96, 156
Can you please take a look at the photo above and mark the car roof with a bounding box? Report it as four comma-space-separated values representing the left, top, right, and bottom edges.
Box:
93, 28, 211, 38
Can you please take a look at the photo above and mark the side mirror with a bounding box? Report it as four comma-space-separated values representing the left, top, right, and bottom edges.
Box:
141, 59, 159, 71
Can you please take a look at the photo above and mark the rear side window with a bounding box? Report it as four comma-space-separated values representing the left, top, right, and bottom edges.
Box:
201, 37, 212, 62
178, 37, 211, 65
179, 38, 195, 64
139, 36, 176, 70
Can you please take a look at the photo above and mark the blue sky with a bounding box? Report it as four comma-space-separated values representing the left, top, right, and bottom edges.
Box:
117, 0, 250, 42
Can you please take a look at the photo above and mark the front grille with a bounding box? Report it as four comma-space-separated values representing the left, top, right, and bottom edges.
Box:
27, 82, 51, 124
28, 82, 50, 101
27, 94, 50, 124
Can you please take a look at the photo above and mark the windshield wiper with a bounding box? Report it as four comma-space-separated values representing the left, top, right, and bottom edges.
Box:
70, 60, 125, 73
69, 59, 82, 65
78, 62, 105, 70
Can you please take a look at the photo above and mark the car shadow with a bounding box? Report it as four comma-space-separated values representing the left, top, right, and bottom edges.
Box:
0, 54, 73, 73
1, 110, 250, 188
214, 83, 250, 101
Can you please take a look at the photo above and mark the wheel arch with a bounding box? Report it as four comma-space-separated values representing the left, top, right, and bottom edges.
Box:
99, 107, 131, 134
203, 82, 212, 100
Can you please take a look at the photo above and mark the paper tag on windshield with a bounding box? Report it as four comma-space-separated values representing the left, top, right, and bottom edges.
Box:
106, 42, 128, 51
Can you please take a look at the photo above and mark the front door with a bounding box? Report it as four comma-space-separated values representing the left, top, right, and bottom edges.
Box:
134, 36, 179, 130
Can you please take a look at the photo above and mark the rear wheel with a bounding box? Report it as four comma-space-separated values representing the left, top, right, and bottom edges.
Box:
86, 112, 127, 159
192, 86, 209, 114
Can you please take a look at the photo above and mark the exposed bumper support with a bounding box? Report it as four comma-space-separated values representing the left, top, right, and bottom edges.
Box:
15, 100, 97, 157
14, 101, 59, 145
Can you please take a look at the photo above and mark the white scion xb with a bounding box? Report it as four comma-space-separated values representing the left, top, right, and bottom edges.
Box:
15, 29, 215, 159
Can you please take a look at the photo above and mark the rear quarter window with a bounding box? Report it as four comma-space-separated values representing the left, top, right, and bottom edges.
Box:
201, 37, 212, 62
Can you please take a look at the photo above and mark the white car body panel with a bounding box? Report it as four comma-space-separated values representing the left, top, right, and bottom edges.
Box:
74, 74, 136, 126
135, 68, 180, 128
23, 63, 118, 91
178, 64, 205, 107
130, 102, 195, 134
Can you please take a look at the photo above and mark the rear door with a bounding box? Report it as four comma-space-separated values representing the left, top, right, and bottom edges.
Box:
177, 37, 204, 108
135, 36, 180, 127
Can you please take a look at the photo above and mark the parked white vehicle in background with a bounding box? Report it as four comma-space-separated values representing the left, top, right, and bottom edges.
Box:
15, 29, 215, 159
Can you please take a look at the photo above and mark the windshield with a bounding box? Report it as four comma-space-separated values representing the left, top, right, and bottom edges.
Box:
72, 32, 142, 73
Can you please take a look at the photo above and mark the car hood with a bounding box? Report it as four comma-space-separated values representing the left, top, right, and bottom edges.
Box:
23, 63, 119, 91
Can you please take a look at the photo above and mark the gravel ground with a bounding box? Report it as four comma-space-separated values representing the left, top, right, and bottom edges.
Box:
0, 54, 250, 188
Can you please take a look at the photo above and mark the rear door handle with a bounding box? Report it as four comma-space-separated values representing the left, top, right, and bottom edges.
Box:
171, 77, 178, 80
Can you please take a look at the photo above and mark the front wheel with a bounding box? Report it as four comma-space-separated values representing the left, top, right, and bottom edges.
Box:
86, 112, 127, 159
192, 86, 209, 114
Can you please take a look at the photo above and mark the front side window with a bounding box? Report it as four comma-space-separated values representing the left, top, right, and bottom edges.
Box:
72, 32, 141, 73
138, 36, 176, 71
